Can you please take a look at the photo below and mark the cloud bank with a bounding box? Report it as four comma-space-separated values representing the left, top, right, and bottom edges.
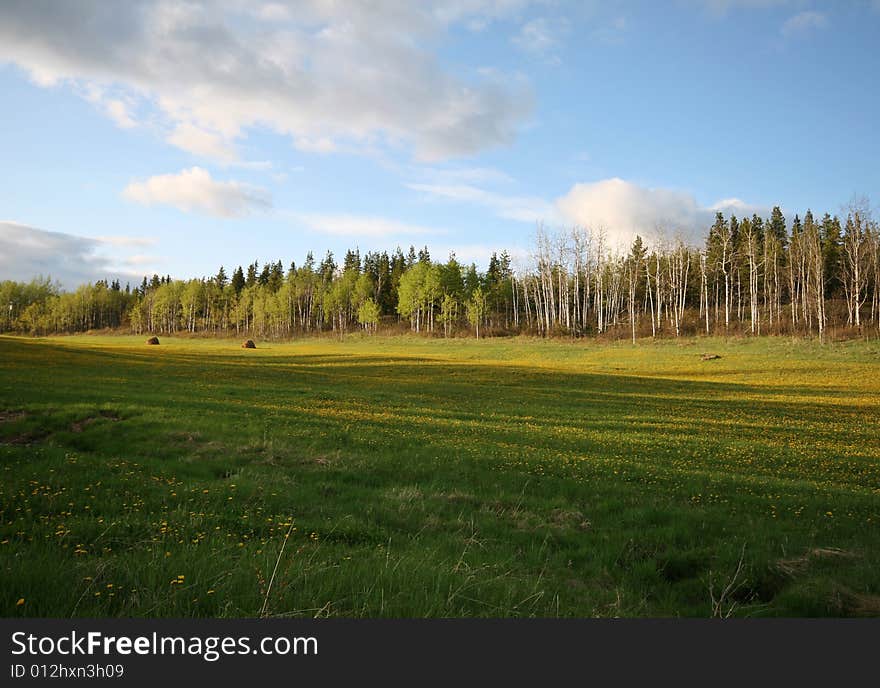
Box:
0, 0, 534, 163
557, 179, 767, 248
123, 167, 271, 217
408, 176, 768, 249
0, 222, 152, 288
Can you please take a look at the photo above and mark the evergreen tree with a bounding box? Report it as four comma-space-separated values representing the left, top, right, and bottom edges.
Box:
343, 249, 361, 274
268, 260, 284, 292
258, 263, 271, 286
215, 266, 228, 289
464, 263, 481, 295
768, 206, 787, 249
245, 262, 258, 288
231, 266, 245, 295
319, 252, 337, 285
820, 213, 843, 298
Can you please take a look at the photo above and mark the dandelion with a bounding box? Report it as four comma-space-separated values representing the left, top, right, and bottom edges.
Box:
16, 598, 24, 606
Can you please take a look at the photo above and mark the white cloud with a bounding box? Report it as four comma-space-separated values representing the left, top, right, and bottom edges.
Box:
408, 182, 557, 223
408, 175, 766, 248
93, 235, 157, 248
104, 99, 137, 129
291, 213, 443, 238
781, 11, 828, 38
167, 124, 238, 164
555, 178, 767, 248
0, 221, 152, 288
513, 17, 570, 63
293, 137, 339, 155
0, 1, 534, 162
122, 167, 271, 218
122, 254, 161, 267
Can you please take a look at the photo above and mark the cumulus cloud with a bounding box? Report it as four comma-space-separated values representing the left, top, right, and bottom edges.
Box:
291, 213, 443, 238
407, 176, 766, 249
122, 167, 271, 218
0, 221, 151, 288
408, 182, 557, 223
781, 11, 828, 38
555, 178, 767, 248
0, 0, 534, 162
166, 124, 238, 164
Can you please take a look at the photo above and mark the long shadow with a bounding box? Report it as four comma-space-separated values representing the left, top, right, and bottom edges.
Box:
3, 338, 878, 500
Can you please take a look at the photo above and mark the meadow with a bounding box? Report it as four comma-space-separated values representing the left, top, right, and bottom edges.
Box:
1, 334, 878, 618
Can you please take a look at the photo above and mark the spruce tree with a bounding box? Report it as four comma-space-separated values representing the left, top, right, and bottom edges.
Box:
231, 266, 245, 295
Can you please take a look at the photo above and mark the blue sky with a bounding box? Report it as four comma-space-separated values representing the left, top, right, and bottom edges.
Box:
1, 0, 878, 288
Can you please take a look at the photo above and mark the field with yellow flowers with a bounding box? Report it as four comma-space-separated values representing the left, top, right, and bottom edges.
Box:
1, 334, 879, 617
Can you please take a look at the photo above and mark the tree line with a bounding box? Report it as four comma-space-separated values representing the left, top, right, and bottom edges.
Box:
3, 200, 879, 341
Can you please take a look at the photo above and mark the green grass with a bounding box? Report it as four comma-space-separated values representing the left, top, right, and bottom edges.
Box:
1, 334, 879, 617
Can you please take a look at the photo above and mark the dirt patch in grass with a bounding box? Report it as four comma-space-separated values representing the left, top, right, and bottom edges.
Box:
736, 548, 864, 608
310, 452, 342, 466
820, 584, 880, 617
168, 431, 204, 443
0, 410, 27, 423
550, 508, 591, 531
70, 410, 121, 433
1, 429, 50, 445
841, 590, 880, 616
775, 547, 857, 578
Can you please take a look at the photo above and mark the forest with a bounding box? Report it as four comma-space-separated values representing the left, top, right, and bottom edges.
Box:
3, 202, 879, 342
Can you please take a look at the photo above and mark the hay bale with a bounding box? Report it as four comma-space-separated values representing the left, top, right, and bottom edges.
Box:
146, 336, 160, 345
241, 339, 256, 349
700, 353, 721, 361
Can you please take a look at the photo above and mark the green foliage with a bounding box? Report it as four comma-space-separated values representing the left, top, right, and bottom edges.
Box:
356, 298, 380, 333
1, 199, 876, 340
466, 287, 486, 338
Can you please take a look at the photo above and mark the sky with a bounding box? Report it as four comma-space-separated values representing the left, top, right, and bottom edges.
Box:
1, 0, 879, 288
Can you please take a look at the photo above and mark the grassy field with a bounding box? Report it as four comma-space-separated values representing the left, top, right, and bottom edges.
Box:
1, 334, 879, 618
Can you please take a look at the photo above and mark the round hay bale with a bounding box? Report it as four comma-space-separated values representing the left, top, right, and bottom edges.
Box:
146, 336, 160, 345
242, 339, 256, 349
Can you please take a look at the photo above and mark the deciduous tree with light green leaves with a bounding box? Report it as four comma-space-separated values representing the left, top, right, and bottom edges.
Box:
357, 298, 380, 334
467, 287, 486, 339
